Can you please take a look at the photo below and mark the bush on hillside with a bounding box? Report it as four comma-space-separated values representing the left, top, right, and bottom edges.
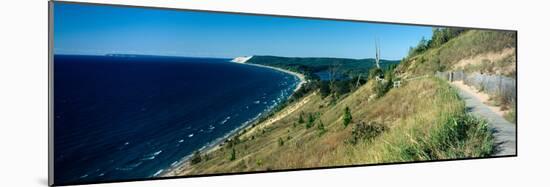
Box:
317, 119, 327, 136
306, 113, 315, 129
342, 107, 352, 127
346, 121, 387, 145
229, 148, 236, 161
190, 151, 202, 165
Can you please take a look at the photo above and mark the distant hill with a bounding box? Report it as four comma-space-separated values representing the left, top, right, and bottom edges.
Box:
246, 55, 400, 79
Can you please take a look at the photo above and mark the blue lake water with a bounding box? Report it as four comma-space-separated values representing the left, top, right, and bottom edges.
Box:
53, 55, 299, 184
314, 71, 348, 81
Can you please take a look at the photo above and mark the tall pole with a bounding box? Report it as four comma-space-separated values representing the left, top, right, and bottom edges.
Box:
355, 38, 381, 89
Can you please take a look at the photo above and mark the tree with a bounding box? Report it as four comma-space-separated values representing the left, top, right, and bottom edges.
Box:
298, 112, 305, 124
374, 79, 393, 98
368, 67, 384, 80
319, 81, 331, 98
278, 137, 285, 146
333, 80, 351, 97
306, 113, 315, 129
190, 150, 202, 165
317, 119, 326, 136
343, 107, 352, 127
229, 148, 236, 161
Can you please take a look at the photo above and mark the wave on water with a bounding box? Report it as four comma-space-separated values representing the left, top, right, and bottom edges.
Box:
220, 116, 231, 125
54, 55, 302, 183
152, 169, 164, 177
116, 161, 143, 171
141, 150, 163, 161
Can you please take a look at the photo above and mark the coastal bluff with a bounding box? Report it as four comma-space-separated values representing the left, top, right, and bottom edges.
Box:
231, 56, 253, 63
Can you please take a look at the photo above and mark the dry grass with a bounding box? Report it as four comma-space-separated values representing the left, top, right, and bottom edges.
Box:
173, 77, 493, 176
397, 30, 516, 78
163, 30, 512, 176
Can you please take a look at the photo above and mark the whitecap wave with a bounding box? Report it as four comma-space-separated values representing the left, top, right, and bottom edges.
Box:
220, 116, 231, 124
142, 150, 162, 160
152, 169, 164, 177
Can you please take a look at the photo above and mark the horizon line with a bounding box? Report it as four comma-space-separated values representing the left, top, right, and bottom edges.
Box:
53, 53, 404, 61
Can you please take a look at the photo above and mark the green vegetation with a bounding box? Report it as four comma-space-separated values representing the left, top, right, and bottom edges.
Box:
306, 113, 315, 129
342, 107, 352, 127
346, 121, 386, 145
504, 105, 516, 124
178, 77, 494, 175
247, 56, 400, 80
278, 137, 285, 146
229, 148, 236, 161
373, 79, 392, 98
317, 120, 327, 136
190, 151, 202, 165
397, 29, 516, 77
298, 112, 305, 124
249, 56, 400, 102
397, 29, 516, 119
408, 28, 467, 57
396, 113, 493, 160
172, 28, 507, 177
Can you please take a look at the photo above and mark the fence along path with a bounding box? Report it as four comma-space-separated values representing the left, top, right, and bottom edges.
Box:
436, 71, 516, 156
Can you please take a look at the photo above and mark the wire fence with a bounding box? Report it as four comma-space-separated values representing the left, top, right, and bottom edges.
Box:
436, 71, 516, 105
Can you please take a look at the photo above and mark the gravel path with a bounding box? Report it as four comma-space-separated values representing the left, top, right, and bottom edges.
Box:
451, 82, 516, 156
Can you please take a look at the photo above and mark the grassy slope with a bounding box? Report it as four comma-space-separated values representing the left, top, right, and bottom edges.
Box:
181, 78, 492, 175
396, 30, 517, 123
396, 30, 516, 78
176, 30, 506, 176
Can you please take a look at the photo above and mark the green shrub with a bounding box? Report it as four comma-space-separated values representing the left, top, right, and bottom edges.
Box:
342, 107, 352, 127
298, 112, 305, 124
504, 106, 516, 124
368, 68, 384, 80
317, 120, 327, 136
319, 81, 331, 98
306, 113, 315, 129
229, 148, 236, 161
347, 121, 386, 145
397, 114, 494, 159
190, 151, 202, 165
374, 79, 393, 98
256, 159, 263, 166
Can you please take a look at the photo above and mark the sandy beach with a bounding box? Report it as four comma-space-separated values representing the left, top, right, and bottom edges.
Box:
242, 62, 306, 93
160, 57, 306, 177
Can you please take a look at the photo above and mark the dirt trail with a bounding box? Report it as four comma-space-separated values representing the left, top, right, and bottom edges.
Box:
451, 81, 516, 156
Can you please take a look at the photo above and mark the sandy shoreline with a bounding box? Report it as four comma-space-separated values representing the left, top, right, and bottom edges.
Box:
160, 59, 306, 177
242, 62, 306, 92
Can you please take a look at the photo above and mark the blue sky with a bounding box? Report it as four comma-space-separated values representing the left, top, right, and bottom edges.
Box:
54, 3, 433, 60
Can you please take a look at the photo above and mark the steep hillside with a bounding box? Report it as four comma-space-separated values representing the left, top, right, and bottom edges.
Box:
167, 77, 491, 176
396, 30, 516, 78
165, 29, 509, 177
